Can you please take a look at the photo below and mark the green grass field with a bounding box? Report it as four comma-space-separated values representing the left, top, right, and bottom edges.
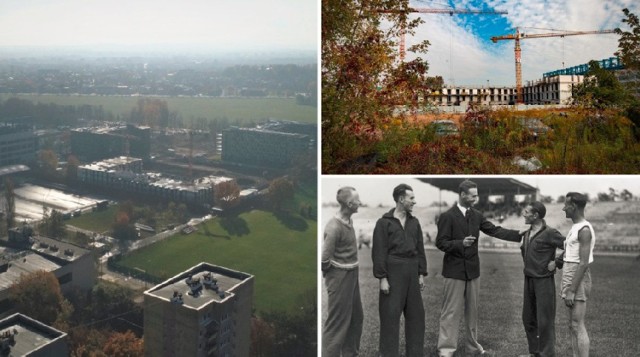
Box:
117, 209, 316, 314
0, 94, 317, 123
322, 249, 640, 356
67, 205, 118, 233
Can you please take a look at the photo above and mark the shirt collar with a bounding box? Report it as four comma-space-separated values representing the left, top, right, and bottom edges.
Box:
456, 202, 468, 216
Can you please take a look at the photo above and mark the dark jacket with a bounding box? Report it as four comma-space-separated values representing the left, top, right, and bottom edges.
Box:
520, 222, 565, 278
372, 209, 427, 279
436, 205, 521, 280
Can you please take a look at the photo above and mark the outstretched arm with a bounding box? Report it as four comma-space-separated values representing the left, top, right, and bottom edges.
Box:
480, 216, 522, 242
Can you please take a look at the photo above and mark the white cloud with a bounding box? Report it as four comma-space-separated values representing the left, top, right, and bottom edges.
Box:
403, 0, 640, 85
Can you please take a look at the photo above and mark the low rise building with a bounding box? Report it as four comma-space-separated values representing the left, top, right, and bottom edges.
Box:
0, 313, 68, 356
523, 75, 585, 105
144, 262, 254, 357
70, 123, 151, 162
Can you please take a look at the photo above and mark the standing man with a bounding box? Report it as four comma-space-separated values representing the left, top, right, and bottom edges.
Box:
322, 187, 363, 357
561, 192, 595, 357
372, 183, 427, 357
436, 179, 521, 357
520, 202, 565, 357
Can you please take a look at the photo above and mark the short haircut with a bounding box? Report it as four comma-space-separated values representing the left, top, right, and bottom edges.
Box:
528, 201, 547, 219
336, 187, 356, 207
393, 184, 413, 202
566, 192, 588, 209
459, 179, 477, 195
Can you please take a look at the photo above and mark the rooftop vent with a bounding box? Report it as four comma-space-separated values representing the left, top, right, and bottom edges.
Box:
63, 249, 74, 256
49, 245, 59, 252
39, 242, 49, 248
218, 291, 225, 299
0, 328, 17, 353
171, 290, 184, 305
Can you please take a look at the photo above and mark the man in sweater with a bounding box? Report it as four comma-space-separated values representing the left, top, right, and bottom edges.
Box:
436, 179, 522, 357
561, 192, 595, 357
519, 202, 565, 357
372, 183, 427, 357
322, 186, 363, 357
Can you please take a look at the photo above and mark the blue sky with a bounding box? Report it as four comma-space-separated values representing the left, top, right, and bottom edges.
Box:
404, 0, 640, 85
0, 0, 317, 53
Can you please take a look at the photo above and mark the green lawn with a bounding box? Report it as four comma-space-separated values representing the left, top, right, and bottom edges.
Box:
67, 205, 117, 233
118, 209, 317, 314
0, 94, 317, 124
324, 249, 640, 356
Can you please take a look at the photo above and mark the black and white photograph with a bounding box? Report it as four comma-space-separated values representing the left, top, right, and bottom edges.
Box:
321, 176, 640, 356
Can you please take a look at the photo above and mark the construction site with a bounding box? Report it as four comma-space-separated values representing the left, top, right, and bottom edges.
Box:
322, 2, 640, 174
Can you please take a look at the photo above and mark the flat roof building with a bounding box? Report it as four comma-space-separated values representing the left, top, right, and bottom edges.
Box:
144, 262, 254, 357
0, 313, 68, 357
0, 123, 37, 167
222, 127, 310, 168
70, 123, 150, 162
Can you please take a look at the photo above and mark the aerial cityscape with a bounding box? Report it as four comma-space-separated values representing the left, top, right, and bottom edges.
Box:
0, 0, 317, 356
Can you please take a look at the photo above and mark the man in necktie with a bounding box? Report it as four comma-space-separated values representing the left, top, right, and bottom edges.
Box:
519, 202, 565, 357
435, 179, 522, 357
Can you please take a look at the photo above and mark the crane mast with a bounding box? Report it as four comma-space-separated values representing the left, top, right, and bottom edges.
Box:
376, 7, 508, 61
491, 28, 617, 103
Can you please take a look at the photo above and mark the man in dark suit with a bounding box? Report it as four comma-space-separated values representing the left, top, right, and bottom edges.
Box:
436, 179, 522, 357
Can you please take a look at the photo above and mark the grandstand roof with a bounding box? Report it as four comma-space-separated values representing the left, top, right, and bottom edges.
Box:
419, 178, 537, 196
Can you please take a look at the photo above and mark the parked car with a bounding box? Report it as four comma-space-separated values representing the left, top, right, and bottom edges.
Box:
429, 119, 459, 136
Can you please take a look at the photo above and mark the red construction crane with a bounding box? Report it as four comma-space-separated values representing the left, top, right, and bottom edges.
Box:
377, 7, 508, 61
491, 28, 617, 103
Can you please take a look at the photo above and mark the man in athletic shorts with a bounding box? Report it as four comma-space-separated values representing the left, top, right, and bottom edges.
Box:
561, 192, 595, 357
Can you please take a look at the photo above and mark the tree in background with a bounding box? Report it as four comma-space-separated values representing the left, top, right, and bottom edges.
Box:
39, 149, 59, 176
66, 155, 80, 182
9, 270, 73, 328
102, 330, 144, 357
214, 180, 241, 209
572, 60, 634, 109
130, 98, 169, 128
323, 0, 432, 166
3, 178, 16, 233
39, 208, 66, 238
616, 8, 640, 72
268, 178, 294, 211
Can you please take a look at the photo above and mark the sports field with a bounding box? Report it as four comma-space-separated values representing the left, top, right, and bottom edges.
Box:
321, 248, 640, 356
0, 94, 317, 124
117, 209, 317, 314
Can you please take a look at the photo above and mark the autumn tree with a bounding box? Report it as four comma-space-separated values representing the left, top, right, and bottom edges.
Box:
322, 0, 432, 167
39, 208, 66, 238
102, 330, 144, 357
268, 178, 294, 211
214, 180, 241, 209
9, 270, 73, 327
39, 149, 59, 176
130, 98, 169, 128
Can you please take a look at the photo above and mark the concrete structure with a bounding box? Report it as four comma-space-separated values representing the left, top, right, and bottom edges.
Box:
222, 127, 310, 168
543, 57, 624, 77
144, 262, 254, 357
0, 123, 37, 167
0, 226, 97, 314
429, 86, 517, 106
523, 75, 585, 105
0, 313, 68, 356
70, 123, 151, 162
77, 157, 234, 206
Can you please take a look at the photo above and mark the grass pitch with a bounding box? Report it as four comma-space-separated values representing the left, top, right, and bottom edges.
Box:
1, 94, 317, 124
118, 209, 317, 314
322, 248, 640, 356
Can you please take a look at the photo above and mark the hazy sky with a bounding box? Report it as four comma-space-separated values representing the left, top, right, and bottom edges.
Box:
401, 0, 640, 85
322, 176, 640, 206
0, 0, 317, 52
